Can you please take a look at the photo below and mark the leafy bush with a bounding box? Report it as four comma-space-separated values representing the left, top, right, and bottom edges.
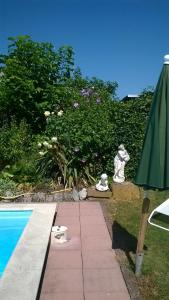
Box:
0, 35, 153, 186
0, 178, 23, 197
0, 120, 31, 170
37, 91, 152, 186
112, 95, 152, 178
38, 86, 117, 185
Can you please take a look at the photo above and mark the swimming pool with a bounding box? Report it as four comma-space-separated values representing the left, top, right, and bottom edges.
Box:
0, 210, 32, 277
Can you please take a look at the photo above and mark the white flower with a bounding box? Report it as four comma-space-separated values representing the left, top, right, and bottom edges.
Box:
44, 111, 50, 117
51, 137, 57, 143
57, 110, 63, 116
38, 142, 42, 148
39, 151, 45, 156
47, 144, 52, 149
51, 111, 55, 115
43, 141, 49, 147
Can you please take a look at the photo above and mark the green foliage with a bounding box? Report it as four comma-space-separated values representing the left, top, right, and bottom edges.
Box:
7, 159, 41, 184
42, 85, 116, 183
42, 90, 152, 184
0, 36, 76, 132
0, 120, 31, 169
0, 178, 23, 197
0, 36, 153, 186
112, 95, 152, 178
36, 136, 95, 187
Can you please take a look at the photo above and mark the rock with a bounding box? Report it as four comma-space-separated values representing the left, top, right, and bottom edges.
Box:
23, 195, 32, 202
53, 192, 63, 202
79, 188, 87, 200
72, 188, 80, 201
46, 195, 54, 202
32, 192, 46, 202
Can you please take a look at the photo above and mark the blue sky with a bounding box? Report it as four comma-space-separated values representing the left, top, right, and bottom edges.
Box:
1, 0, 169, 98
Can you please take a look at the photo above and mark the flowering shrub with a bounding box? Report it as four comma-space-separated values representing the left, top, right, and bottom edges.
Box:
37, 133, 95, 187
0, 36, 153, 187
37, 89, 152, 185
38, 87, 118, 186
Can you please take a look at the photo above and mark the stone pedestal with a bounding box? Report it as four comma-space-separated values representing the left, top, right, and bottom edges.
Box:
87, 187, 112, 199
111, 181, 140, 201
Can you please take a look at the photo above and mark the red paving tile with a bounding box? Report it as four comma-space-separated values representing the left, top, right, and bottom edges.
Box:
54, 216, 80, 236
46, 250, 82, 269
80, 208, 103, 217
80, 202, 101, 209
83, 269, 128, 293
81, 224, 110, 239
82, 250, 119, 269
58, 202, 79, 209
54, 215, 80, 225
50, 235, 81, 251
85, 292, 131, 300
40, 202, 130, 300
82, 235, 112, 250
40, 292, 84, 300
80, 215, 106, 225
57, 208, 79, 217
41, 269, 83, 293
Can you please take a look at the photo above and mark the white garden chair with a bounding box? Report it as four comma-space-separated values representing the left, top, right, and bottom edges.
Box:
148, 198, 169, 231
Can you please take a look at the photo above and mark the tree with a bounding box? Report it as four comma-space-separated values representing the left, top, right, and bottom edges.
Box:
0, 36, 75, 132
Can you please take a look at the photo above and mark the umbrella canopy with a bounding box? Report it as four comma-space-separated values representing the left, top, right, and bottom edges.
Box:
135, 55, 169, 190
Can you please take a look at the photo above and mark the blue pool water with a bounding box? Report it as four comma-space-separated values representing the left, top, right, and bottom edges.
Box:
0, 210, 32, 276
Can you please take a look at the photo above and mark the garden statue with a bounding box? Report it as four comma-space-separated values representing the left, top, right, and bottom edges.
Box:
113, 144, 130, 183
96, 173, 109, 191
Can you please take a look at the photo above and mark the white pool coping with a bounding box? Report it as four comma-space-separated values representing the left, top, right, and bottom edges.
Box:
0, 203, 57, 300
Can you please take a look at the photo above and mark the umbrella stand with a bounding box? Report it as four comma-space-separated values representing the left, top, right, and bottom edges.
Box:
135, 190, 150, 276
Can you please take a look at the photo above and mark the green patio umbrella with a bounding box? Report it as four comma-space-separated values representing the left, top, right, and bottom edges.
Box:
134, 54, 169, 275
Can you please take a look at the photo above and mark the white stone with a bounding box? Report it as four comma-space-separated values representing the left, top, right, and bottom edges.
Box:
79, 188, 87, 200
72, 188, 80, 201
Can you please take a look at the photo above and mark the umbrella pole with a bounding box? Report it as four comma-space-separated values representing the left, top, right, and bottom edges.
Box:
135, 190, 150, 276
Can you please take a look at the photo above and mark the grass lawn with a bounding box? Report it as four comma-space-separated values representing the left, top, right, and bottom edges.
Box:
104, 189, 169, 300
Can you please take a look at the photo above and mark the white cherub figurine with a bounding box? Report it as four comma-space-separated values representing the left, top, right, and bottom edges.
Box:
113, 144, 130, 183
96, 173, 109, 191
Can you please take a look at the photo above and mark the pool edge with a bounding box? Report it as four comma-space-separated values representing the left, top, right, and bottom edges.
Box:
0, 203, 56, 300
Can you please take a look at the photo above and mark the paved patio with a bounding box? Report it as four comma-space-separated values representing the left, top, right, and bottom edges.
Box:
40, 202, 131, 300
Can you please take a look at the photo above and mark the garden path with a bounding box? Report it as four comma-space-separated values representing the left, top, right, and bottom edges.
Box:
40, 201, 131, 300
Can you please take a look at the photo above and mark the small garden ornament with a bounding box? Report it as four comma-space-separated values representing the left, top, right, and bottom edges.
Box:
96, 173, 109, 191
113, 144, 130, 183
